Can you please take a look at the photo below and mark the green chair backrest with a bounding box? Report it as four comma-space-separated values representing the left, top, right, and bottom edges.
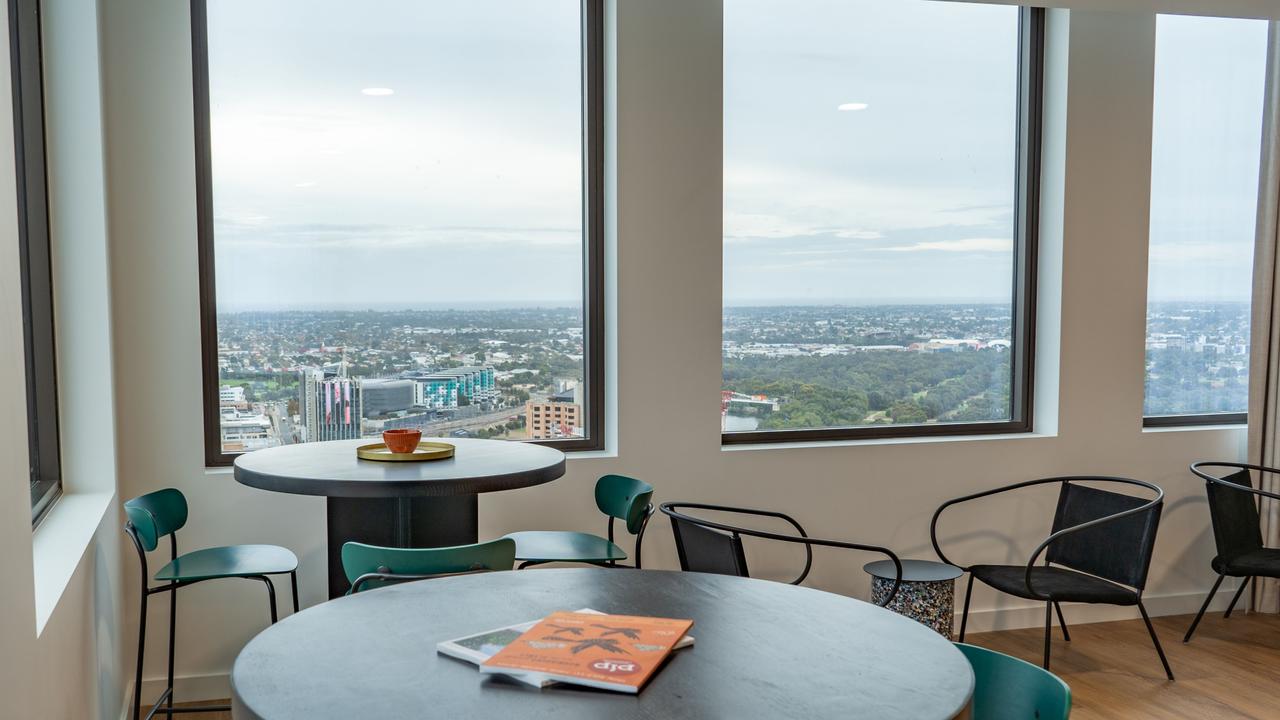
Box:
123, 488, 189, 552
595, 474, 654, 535
956, 643, 1071, 720
341, 538, 516, 593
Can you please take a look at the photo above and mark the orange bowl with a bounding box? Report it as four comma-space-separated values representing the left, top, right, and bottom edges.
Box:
382, 429, 422, 454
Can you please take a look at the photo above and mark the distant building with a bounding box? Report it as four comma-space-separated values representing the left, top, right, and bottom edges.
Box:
299, 369, 362, 441
219, 407, 272, 452
219, 385, 246, 405
406, 366, 497, 407
360, 378, 415, 418
526, 400, 582, 439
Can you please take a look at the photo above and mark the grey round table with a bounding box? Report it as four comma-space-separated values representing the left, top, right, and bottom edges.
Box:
233, 438, 565, 597
231, 569, 975, 720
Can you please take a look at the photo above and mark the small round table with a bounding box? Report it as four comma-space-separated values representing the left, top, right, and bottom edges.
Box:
864, 559, 964, 637
234, 438, 565, 598
231, 569, 974, 719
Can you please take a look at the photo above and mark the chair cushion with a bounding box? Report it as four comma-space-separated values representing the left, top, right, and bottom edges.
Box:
970, 564, 1139, 605
1213, 548, 1280, 577
503, 530, 627, 563
154, 544, 298, 582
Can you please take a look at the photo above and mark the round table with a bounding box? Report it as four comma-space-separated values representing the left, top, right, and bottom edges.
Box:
865, 559, 964, 637
231, 569, 974, 719
234, 438, 565, 597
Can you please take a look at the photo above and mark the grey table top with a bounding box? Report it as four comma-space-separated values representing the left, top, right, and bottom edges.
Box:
864, 559, 965, 583
232, 438, 566, 498
231, 568, 975, 720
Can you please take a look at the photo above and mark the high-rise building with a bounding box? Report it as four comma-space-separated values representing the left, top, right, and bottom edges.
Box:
360, 378, 415, 418
299, 369, 363, 441
406, 366, 497, 407
525, 400, 582, 440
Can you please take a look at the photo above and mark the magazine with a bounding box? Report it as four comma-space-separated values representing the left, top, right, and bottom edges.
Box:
437, 608, 693, 689
479, 611, 695, 694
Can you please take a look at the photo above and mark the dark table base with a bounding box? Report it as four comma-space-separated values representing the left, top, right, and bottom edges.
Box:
326, 495, 478, 598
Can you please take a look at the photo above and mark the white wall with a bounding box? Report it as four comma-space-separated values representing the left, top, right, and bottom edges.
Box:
0, 0, 125, 717
97, 0, 1252, 700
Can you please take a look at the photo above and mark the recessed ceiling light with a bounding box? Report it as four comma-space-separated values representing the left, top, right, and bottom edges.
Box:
838, 102, 869, 111
361, 87, 394, 96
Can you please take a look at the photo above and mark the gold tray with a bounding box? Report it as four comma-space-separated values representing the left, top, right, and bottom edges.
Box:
356, 441, 455, 462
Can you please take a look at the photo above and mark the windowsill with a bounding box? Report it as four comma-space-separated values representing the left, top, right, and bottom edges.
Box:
31, 490, 114, 635
722, 430, 1055, 452
1142, 423, 1247, 434
203, 445, 619, 475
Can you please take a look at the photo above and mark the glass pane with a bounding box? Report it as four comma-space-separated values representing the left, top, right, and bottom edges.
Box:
206, 0, 586, 452
723, 0, 1022, 434
1144, 15, 1267, 418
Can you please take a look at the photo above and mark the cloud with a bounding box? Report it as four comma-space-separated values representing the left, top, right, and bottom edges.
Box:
213, 219, 581, 250
876, 237, 1012, 253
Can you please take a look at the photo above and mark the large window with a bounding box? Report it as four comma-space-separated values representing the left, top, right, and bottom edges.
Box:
10, 0, 61, 522
194, 0, 603, 465
1143, 15, 1268, 426
722, 1, 1042, 443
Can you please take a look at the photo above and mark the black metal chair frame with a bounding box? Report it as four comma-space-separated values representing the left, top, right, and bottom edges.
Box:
124, 523, 298, 720
516, 502, 655, 570
930, 476, 1172, 680
1184, 461, 1280, 643
659, 502, 903, 606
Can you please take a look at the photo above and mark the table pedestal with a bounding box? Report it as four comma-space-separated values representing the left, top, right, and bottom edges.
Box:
326, 495, 478, 598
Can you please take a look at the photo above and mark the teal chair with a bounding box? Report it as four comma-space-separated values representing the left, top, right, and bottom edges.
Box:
503, 474, 654, 568
956, 643, 1072, 720
123, 488, 298, 720
341, 538, 516, 593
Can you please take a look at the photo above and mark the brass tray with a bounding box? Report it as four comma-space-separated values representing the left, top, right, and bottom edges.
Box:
356, 441, 455, 462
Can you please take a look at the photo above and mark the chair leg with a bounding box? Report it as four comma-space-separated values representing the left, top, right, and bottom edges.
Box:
132, 587, 147, 720
1138, 601, 1175, 681
1183, 574, 1225, 643
1053, 601, 1070, 641
957, 574, 974, 642
1224, 577, 1251, 619
289, 571, 300, 614
1043, 602, 1052, 670
252, 576, 279, 624
166, 582, 177, 714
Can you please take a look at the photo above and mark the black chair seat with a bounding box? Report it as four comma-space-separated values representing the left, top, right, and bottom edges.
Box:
1214, 548, 1280, 577
970, 564, 1139, 605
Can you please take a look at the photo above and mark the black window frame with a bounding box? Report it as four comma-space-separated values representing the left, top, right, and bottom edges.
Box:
722, 6, 1044, 446
1140, 15, 1261, 431
9, 0, 61, 524
192, 0, 605, 466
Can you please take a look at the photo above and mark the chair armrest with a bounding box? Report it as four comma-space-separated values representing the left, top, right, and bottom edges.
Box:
930, 478, 1076, 570
658, 503, 902, 605
1191, 461, 1280, 503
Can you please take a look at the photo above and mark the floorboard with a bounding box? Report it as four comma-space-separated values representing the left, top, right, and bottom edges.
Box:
967, 610, 1280, 719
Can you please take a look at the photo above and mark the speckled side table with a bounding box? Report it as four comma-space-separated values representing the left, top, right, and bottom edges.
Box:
865, 559, 964, 638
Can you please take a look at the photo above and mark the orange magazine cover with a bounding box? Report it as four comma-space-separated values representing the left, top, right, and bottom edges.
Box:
479, 611, 694, 693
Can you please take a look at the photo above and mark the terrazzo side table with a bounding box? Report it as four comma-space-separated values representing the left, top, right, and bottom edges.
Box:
865, 559, 964, 637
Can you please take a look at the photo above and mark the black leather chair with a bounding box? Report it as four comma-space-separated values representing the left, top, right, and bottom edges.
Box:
931, 477, 1172, 680
659, 502, 903, 606
1184, 461, 1280, 643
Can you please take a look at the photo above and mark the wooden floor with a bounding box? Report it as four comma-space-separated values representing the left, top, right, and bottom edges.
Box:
968, 611, 1280, 719
178, 611, 1280, 719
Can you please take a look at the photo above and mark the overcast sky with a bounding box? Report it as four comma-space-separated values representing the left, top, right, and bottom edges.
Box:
208, 1, 1269, 311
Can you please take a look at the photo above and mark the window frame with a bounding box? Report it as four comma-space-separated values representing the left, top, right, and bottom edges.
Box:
1140, 15, 1265, 431
9, 0, 62, 524
721, 6, 1045, 446
191, 0, 606, 466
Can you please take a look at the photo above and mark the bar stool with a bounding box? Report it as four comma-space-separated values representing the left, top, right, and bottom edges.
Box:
124, 488, 299, 720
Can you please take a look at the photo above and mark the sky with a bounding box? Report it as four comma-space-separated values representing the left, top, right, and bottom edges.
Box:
207, 1, 1269, 311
